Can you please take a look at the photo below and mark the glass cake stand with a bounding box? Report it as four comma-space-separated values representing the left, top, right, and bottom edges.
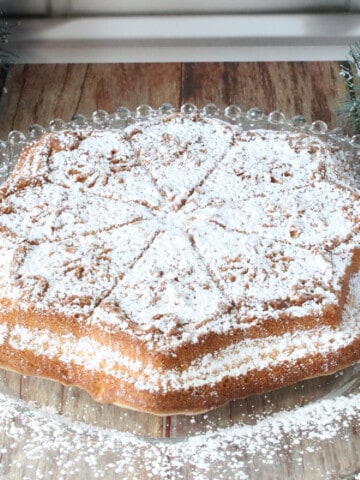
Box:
0, 104, 359, 480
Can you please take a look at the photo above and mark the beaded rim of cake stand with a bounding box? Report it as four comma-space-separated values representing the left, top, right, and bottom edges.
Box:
1, 103, 360, 184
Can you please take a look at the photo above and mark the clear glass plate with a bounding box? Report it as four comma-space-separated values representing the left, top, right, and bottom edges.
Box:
0, 104, 359, 480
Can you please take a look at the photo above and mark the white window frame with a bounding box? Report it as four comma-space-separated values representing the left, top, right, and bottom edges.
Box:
7, 13, 360, 63
4, 0, 360, 16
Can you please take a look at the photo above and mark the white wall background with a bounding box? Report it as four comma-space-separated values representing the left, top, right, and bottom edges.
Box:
2, 1, 360, 63
2, 0, 360, 15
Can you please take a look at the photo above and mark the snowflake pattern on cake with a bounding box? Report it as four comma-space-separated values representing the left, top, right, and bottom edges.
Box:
0, 112, 359, 414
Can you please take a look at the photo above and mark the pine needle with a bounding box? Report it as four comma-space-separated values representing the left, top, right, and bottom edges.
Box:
339, 41, 360, 134
349, 42, 360, 73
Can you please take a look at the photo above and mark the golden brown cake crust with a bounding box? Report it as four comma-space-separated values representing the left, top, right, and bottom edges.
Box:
0, 112, 360, 415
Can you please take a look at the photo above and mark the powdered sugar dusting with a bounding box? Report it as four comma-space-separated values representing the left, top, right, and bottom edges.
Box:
0, 376, 359, 479
1, 220, 160, 317
188, 221, 352, 319
127, 114, 236, 209
108, 229, 231, 341
1, 120, 359, 346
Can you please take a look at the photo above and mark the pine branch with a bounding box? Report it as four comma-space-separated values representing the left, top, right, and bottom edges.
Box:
349, 42, 360, 74
339, 42, 360, 134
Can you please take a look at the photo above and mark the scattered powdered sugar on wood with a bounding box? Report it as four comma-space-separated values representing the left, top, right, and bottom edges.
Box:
0, 387, 359, 479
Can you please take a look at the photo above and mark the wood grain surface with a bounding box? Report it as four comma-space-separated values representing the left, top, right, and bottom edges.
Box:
0, 61, 358, 480
0, 62, 347, 139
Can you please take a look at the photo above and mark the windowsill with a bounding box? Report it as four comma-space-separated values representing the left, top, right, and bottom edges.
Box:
8, 13, 360, 63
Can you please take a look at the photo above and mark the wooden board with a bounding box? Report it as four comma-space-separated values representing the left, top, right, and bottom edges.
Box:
0, 62, 347, 139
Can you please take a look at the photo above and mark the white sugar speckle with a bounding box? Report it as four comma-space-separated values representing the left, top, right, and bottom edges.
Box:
0, 385, 359, 479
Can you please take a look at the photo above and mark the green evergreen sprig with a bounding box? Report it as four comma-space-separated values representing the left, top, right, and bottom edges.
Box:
339, 41, 360, 134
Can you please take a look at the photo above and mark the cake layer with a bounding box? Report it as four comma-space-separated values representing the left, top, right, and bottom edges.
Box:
0, 274, 359, 415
